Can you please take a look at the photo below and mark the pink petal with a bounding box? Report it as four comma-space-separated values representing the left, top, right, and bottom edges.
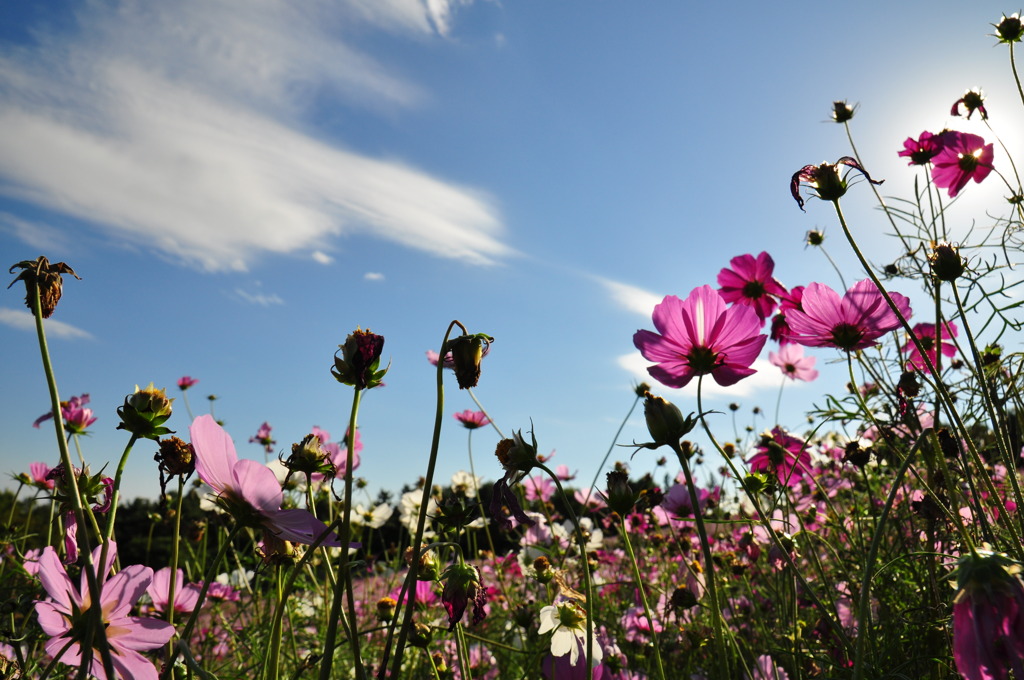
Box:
266, 508, 341, 546
191, 415, 240, 494
233, 459, 284, 513
108, 615, 175, 652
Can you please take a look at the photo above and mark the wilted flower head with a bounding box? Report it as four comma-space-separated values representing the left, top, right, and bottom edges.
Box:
490, 429, 539, 530
332, 328, 387, 390
446, 332, 494, 390
155, 436, 195, 478
951, 550, 1024, 680
785, 279, 912, 351
791, 157, 882, 211
931, 131, 995, 198
634, 286, 767, 389
951, 88, 988, 120
117, 383, 173, 440
440, 562, 487, 630
898, 131, 945, 166
993, 13, 1024, 43
7, 255, 80, 318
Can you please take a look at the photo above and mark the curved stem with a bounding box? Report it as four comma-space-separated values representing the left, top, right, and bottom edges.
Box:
583, 392, 643, 507
618, 519, 667, 680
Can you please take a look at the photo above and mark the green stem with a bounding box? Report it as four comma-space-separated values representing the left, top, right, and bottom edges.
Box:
583, 392, 643, 506
383, 320, 465, 680
29, 281, 115, 680
101, 432, 141, 567
165, 476, 186, 660
618, 521, 667, 680
320, 387, 365, 680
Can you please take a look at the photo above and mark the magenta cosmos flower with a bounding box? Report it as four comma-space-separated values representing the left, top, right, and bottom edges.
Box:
33, 393, 97, 434
717, 252, 789, 322
454, 410, 491, 430
634, 285, 767, 389
769, 344, 819, 382
177, 376, 199, 390
904, 321, 958, 371
785, 280, 912, 351
898, 131, 945, 166
34, 541, 174, 680
747, 427, 812, 487
931, 131, 994, 198
249, 421, 276, 454
191, 415, 341, 554
952, 550, 1024, 680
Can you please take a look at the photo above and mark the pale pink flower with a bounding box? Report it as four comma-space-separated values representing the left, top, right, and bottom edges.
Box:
524, 474, 555, 503
309, 426, 362, 482
146, 567, 202, 614
191, 415, 340, 554
248, 421, 276, 454
769, 344, 819, 382
34, 541, 174, 680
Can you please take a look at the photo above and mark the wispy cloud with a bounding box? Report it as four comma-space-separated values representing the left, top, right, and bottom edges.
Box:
0, 0, 509, 272
312, 251, 334, 265
0, 307, 93, 339
594, 276, 663, 316
617, 353, 782, 400
234, 288, 285, 307
364, 272, 385, 281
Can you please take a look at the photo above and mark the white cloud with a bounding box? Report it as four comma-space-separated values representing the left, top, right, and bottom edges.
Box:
234, 288, 284, 307
0, 307, 93, 340
617, 353, 782, 400
364, 272, 385, 281
0, 0, 507, 272
594, 276, 663, 316
312, 251, 334, 265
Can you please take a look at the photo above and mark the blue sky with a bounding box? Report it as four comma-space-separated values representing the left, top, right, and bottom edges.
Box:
1, 1, 1018, 501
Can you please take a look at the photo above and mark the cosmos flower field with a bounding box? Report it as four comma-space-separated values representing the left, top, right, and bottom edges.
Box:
2, 13, 1024, 680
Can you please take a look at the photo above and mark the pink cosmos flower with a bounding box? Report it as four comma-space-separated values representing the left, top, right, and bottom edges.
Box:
454, 410, 491, 430
769, 344, 819, 382
931, 131, 995, 198
952, 551, 1024, 680
898, 131, 945, 166
146, 567, 202, 614
191, 415, 341, 554
717, 252, 788, 322
248, 421, 276, 454
770, 286, 805, 345
747, 428, 812, 487
524, 474, 555, 503
177, 376, 199, 390
661, 481, 720, 518
29, 462, 54, 490
33, 393, 97, 435
34, 541, 175, 680
633, 285, 767, 389
904, 321, 958, 371
785, 280, 912, 351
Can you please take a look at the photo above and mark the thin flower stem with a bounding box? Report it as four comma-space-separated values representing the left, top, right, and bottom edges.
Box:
29, 281, 115, 680
773, 378, 785, 426
383, 320, 466, 680
617, 518, 667, 680
320, 387, 366, 680
165, 476, 186, 660
468, 388, 504, 439
161, 523, 244, 680
583, 391, 643, 506
537, 462, 595, 680
101, 432, 141, 566
181, 390, 195, 422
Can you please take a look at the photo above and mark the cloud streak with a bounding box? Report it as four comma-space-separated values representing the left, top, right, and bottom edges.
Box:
618, 353, 783, 400
0, 0, 509, 272
0, 307, 93, 340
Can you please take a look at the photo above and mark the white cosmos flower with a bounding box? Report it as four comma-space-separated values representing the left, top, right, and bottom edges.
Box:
537, 602, 603, 667
352, 502, 393, 529
450, 470, 482, 498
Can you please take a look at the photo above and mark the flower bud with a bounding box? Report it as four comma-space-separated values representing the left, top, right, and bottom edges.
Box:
994, 13, 1024, 42
446, 333, 493, 390
641, 392, 697, 449
604, 469, 639, 516
929, 242, 966, 281
285, 434, 334, 479
376, 596, 397, 622
408, 622, 433, 649
533, 555, 554, 584
332, 328, 386, 390
117, 383, 174, 439
830, 100, 855, 123
405, 545, 441, 582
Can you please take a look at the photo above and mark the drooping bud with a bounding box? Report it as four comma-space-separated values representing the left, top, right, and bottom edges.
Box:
7, 256, 80, 318
830, 100, 855, 123
332, 328, 387, 390
446, 332, 494, 389
494, 429, 539, 475
117, 383, 174, 439
440, 562, 487, 629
